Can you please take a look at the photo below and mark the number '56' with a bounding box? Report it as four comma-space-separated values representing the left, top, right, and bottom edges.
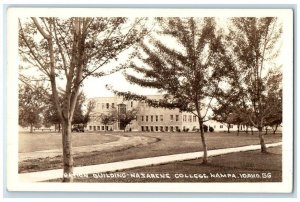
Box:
262, 173, 272, 178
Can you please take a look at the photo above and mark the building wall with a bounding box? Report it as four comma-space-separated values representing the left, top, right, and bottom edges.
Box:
86, 95, 282, 133
86, 96, 138, 131
86, 95, 196, 132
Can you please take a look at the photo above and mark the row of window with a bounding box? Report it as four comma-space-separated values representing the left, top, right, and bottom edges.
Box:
140, 114, 199, 123
96, 102, 134, 110
88, 124, 232, 131
141, 115, 165, 122
183, 115, 197, 122
89, 125, 112, 131
141, 126, 180, 132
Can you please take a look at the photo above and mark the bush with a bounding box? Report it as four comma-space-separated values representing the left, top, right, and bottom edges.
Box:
209, 126, 214, 132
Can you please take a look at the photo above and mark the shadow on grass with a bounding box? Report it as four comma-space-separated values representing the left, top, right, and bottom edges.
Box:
45, 146, 282, 183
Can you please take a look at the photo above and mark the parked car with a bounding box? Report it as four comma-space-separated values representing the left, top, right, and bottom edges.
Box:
72, 124, 84, 132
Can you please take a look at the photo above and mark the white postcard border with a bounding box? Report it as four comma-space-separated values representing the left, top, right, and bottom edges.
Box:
6, 8, 294, 193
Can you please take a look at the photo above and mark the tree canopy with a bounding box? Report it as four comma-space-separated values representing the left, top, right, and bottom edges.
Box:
227, 17, 282, 152
110, 17, 232, 163
19, 17, 147, 182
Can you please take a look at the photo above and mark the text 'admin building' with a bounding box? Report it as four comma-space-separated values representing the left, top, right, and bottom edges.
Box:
86, 95, 232, 132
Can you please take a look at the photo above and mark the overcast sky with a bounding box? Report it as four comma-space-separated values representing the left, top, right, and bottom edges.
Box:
19, 16, 285, 99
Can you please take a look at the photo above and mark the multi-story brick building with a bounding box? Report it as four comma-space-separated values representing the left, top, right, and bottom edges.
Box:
86, 95, 241, 132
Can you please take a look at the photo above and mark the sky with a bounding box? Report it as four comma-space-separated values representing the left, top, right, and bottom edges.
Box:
82, 17, 284, 99
18, 15, 286, 100
83, 70, 159, 98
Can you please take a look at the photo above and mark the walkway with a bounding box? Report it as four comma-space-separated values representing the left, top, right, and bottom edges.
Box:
19, 142, 282, 182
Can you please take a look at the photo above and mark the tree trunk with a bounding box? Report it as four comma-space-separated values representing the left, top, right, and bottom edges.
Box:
30, 123, 33, 133
258, 126, 267, 153
251, 127, 254, 135
265, 127, 268, 135
245, 125, 248, 134
58, 123, 61, 132
62, 120, 74, 182
237, 124, 240, 136
273, 124, 278, 134
199, 121, 208, 164
227, 124, 230, 133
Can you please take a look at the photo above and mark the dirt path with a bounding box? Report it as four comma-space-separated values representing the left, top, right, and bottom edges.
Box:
19, 134, 159, 162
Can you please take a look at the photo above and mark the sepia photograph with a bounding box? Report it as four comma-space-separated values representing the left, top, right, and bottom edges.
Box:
6, 8, 293, 192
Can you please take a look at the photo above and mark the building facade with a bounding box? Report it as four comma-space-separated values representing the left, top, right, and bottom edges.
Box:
86, 95, 244, 132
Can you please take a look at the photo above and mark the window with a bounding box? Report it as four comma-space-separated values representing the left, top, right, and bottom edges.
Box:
150, 126, 154, 132
146, 116, 148, 122
156, 115, 158, 122
97, 126, 100, 130
220, 125, 223, 128
102, 103, 105, 109
142, 116, 144, 122
188, 115, 192, 122
112, 103, 115, 108
145, 126, 149, 131
151, 116, 153, 122
89, 126, 92, 130
170, 115, 174, 121
165, 126, 169, 132
170, 126, 174, 132
193, 116, 196, 122
176, 115, 179, 121
141, 126, 144, 131
214, 125, 216, 128
93, 126, 96, 131
175, 126, 179, 132
102, 126, 104, 130
160, 126, 164, 132
160, 115, 163, 121
106, 103, 109, 109
118, 103, 126, 114
155, 126, 158, 131
230, 125, 233, 128
183, 115, 187, 122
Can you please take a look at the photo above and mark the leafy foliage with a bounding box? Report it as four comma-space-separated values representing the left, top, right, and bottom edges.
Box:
110, 17, 232, 163
19, 84, 47, 132
228, 17, 282, 129
98, 107, 138, 131
226, 17, 282, 151
19, 17, 147, 181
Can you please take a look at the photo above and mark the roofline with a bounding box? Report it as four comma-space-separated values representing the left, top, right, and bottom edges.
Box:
88, 94, 164, 99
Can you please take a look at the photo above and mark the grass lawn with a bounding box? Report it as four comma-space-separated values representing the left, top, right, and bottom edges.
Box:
19, 132, 119, 152
49, 146, 282, 183
19, 131, 282, 174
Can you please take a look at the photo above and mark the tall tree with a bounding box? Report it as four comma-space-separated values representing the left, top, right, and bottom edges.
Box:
19, 17, 146, 182
19, 83, 47, 133
212, 87, 247, 135
43, 92, 94, 131
212, 89, 240, 133
228, 17, 282, 152
264, 71, 282, 134
110, 17, 231, 164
